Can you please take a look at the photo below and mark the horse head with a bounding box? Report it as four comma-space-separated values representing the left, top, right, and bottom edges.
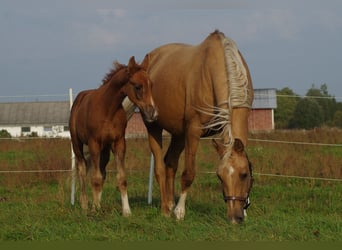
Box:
213, 138, 254, 224
125, 55, 158, 123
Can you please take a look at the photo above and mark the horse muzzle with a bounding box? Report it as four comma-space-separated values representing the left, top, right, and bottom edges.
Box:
227, 204, 245, 224
142, 105, 158, 123
225, 196, 250, 224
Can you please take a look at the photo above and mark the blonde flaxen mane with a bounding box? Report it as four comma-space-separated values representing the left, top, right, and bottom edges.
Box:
201, 31, 253, 147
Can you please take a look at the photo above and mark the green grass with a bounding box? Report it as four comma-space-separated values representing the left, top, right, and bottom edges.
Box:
0, 129, 341, 241
0, 172, 341, 241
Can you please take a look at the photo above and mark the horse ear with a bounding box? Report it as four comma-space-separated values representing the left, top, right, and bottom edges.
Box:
212, 139, 225, 158
233, 138, 244, 153
140, 54, 150, 71
127, 56, 137, 75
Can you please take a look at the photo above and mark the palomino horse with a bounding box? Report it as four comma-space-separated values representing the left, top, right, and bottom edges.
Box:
69, 56, 157, 216
142, 30, 254, 224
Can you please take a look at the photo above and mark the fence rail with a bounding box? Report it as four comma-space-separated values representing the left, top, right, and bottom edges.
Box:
1, 91, 341, 205
0, 136, 341, 181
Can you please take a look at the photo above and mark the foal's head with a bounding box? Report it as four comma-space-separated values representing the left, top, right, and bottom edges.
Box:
125, 55, 158, 122
213, 138, 253, 224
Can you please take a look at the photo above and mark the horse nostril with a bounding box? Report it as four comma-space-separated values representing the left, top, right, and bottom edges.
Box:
143, 106, 158, 122
229, 215, 244, 224
235, 216, 244, 224
152, 109, 158, 120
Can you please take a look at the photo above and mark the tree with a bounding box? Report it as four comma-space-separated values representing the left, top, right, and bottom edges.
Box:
274, 87, 299, 129
290, 98, 324, 129
333, 110, 342, 128
306, 83, 337, 125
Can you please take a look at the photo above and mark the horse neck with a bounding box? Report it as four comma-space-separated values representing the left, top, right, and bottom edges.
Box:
231, 107, 249, 146
99, 69, 129, 115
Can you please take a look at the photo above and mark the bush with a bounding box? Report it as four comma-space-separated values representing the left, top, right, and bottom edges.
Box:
0, 129, 11, 138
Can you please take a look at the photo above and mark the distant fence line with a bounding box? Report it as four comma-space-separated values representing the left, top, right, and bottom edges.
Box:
1, 136, 341, 147
0, 91, 341, 201
0, 136, 341, 181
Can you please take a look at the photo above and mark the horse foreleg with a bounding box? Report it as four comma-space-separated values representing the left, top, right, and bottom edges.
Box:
174, 130, 200, 220
112, 138, 131, 217
164, 135, 185, 211
147, 126, 169, 216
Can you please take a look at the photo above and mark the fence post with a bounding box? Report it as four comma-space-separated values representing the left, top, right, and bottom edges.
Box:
147, 153, 154, 205
69, 88, 76, 205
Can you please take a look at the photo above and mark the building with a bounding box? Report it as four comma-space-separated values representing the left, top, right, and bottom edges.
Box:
248, 88, 277, 131
0, 101, 70, 137
0, 89, 277, 138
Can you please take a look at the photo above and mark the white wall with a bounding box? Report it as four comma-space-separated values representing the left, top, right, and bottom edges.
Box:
0, 125, 70, 138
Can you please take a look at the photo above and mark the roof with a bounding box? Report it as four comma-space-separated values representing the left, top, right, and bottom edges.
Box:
252, 88, 277, 109
0, 88, 276, 127
0, 101, 70, 126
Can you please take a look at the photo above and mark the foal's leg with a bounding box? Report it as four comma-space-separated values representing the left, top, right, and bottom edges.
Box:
72, 139, 88, 210
112, 137, 131, 217
164, 135, 185, 211
147, 125, 169, 215
88, 140, 104, 211
174, 126, 201, 220
75, 155, 88, 210
99, 148, 110, 182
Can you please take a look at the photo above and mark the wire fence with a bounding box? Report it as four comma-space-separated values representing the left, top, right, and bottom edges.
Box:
0, 136, 341, 181
0, 91, 341, 184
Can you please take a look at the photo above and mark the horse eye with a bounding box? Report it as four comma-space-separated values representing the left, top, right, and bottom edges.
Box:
240, 173, 248, 180
134, 85, 142, 91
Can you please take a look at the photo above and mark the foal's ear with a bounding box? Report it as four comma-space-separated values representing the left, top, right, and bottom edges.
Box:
233, 138, 245, 153
140, 54, 150, 71
212, 139, 225, 158
127, 56, 137, 75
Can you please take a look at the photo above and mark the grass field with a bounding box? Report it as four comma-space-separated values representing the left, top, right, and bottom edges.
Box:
0, 128, 341, 241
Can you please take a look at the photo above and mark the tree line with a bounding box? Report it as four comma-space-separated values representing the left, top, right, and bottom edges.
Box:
274, 84, 342, 129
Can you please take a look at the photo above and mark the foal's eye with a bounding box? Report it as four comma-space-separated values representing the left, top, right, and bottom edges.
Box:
240, 173, 248, 180
134, 85, 142, 91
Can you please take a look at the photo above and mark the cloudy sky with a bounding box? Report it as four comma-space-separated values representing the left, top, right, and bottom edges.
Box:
1, 0, 342, 102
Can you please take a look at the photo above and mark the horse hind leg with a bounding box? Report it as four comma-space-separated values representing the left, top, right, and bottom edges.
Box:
76, 157, 88, 210
112, 138, 131, 217
88, 141, 105, 211
71, 138, 89, 210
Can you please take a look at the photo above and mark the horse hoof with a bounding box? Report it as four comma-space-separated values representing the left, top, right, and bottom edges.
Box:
161, 210, 172, 218
81, 204, 88, 210
174, 207, 185, 220
122, 209, 132, 217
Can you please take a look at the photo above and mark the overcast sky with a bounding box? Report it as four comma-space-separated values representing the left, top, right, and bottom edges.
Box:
1, 0, 342, 102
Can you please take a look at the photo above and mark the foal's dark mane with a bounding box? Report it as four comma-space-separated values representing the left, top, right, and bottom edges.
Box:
101, 61, 127, 85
